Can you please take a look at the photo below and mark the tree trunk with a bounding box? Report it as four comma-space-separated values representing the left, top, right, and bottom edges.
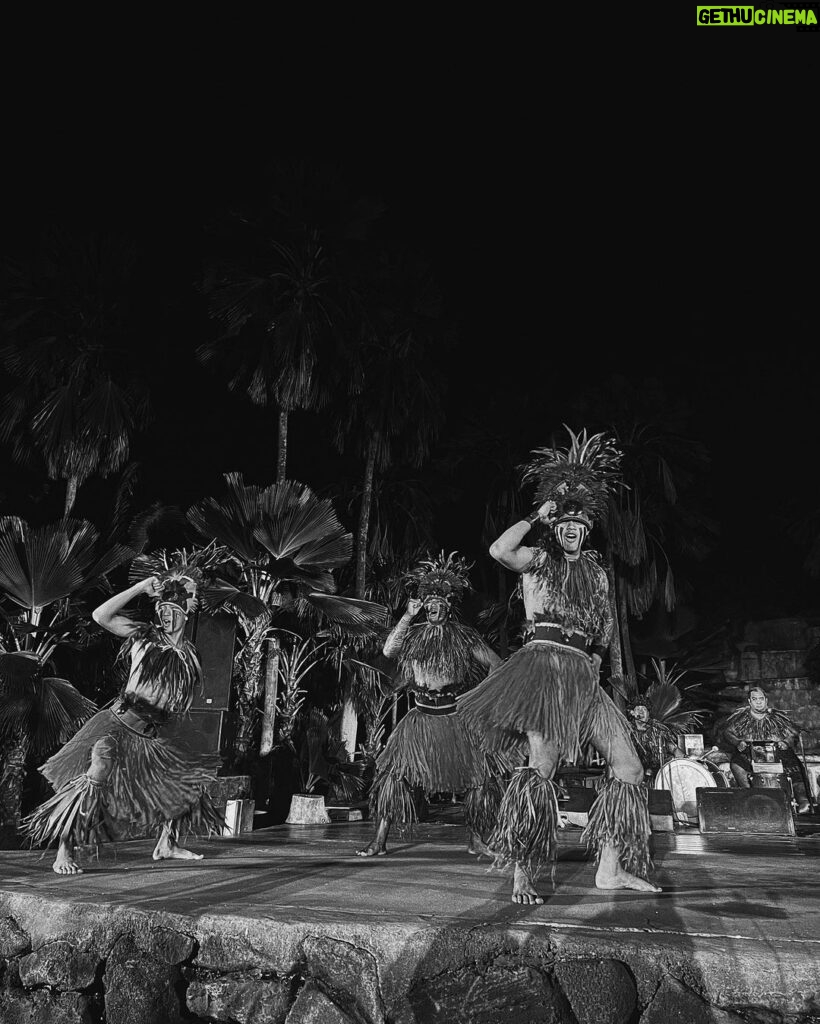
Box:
276, 407, 289, 484
0, 738, 28, 831
234, 628, 265, 767
497, 565, 509, 658
606, 555, 626, 711
355, 434, 378, 600
341, 435, 379, 761
617, 571, 636, 680
64, 475, 79, 517
339, 687, 358, 762
259, 636, 280, 757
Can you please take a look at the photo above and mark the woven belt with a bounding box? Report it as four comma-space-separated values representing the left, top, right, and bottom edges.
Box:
110, 698, 159, 738
413, 692, 458, 716
528, 624, 591, 653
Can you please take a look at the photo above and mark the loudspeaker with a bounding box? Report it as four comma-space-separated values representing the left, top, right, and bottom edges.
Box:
648, 789, 674, 832
189, 612, 236, 711
562, 787, 595, 812
560, 788, 673, 831
161, 709, 238, 758
697, 787, 795, 836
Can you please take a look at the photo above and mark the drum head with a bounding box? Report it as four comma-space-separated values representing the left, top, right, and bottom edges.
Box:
654, 758, 719, 826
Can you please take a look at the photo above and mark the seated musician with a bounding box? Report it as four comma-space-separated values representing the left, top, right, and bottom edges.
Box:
721, 686, 811, 814
628, 698, 685, 778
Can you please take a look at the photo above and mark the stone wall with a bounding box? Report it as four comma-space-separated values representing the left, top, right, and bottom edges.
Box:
3, 895, 820, 1023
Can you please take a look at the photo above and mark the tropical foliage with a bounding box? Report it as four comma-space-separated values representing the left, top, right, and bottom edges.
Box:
0, 517, 132, 827
0, 231, 151, 515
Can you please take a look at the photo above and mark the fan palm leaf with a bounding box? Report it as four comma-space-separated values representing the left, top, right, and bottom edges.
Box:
0, 674, 97, 760
187, 473, 267, 563
0, 518, 131, 611
188, 475, 353, 593
306, 593, 389, 638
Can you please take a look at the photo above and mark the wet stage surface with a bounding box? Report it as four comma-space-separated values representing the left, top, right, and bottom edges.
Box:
3, 817, 820, 1020
2, 818, 819, 944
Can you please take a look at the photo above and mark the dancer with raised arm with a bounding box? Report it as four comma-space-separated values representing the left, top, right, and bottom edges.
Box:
460, 429, 660, 904
23, 563, 223, 874
357, 553, 509, 859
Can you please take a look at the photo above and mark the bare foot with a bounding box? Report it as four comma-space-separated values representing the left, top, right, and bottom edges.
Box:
467, 832, 492, 857
512, 863, 543, 905
152, 841, 204, 862
595, 865, 661, 892
52, 844, 83, 876
356, 841, 387, 857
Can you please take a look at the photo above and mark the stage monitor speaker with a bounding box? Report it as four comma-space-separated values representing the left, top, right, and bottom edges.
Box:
161, 709, 238, 759
697, 787, 795, 836
648, 789, 674, 832
189, 612, 236, 711
561, 788, 673, 831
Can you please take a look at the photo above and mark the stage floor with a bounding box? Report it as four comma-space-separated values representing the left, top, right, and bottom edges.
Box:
2, 816, 820, 1021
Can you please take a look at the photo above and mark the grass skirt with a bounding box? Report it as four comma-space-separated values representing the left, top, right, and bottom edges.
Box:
370, 709, 511, 833
21, 708, 223, 847
458, 642, 599, 762
581, 777, 652, 878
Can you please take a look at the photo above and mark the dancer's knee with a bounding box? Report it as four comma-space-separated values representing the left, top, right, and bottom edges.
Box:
87, 737, 117, 784
610, 743, 644, 786
526, 731, 559, 779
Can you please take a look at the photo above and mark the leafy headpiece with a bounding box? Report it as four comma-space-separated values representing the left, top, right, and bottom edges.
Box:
521, 426, 623, 528
403, 551, 472, 603
128, 542, 266, 620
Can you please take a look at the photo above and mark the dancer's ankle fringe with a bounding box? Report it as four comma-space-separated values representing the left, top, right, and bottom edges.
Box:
370, 771, 417, 836
581, 777, 652, 879
486, 767, 558, 883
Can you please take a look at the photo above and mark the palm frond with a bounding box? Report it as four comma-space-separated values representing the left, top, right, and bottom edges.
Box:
0, 675, 97, 759
0, 518, 130, 611
306, 593, 389, 638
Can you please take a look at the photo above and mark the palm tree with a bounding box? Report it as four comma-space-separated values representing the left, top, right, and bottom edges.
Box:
0, 517, 132, 828
439, 414, 533, 657
571, 379, 717, 689
332, 259, 446, 755
0, 230, 151, 515
335, 252, 446, 600
197, 176, 369, 483
187, 474, 385, 766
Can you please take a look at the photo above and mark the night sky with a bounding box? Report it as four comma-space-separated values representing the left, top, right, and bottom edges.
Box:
2, 121, 818, 639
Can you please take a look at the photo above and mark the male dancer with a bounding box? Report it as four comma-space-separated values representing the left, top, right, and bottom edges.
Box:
23, 569, 222, 874
460, 429, 660, 903
357, 553, 507, 858
722, 686, 811, 813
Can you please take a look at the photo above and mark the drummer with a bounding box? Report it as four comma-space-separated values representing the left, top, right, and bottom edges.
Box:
628, 698, 685, 779
721, 686, 811, 814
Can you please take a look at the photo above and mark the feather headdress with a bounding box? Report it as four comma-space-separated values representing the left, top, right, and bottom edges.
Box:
521, 426, 623, 528
403, 551, 473, 603
128, 542, 265, 619
610, 660, 706, 732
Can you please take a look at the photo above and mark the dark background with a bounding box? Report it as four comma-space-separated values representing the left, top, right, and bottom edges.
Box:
1, 72, 818, 637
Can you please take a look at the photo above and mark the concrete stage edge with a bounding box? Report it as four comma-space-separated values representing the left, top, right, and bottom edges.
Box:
2, 820, 820, 1023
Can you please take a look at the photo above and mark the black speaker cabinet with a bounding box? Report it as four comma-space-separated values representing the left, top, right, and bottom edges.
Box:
161, 709, 238, 759
648, 789, 674, 815
697, 787, 795, 836
189, 612, 236, 711
562, 787, 595, 812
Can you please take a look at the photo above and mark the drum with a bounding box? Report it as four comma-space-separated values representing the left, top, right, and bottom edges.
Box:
751, 771, 793, 802
654, 757, 728, 826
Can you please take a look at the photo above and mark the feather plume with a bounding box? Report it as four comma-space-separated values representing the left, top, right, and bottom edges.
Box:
403, 551, 473, 602
520, 426, 623, 524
